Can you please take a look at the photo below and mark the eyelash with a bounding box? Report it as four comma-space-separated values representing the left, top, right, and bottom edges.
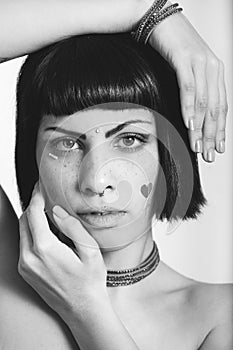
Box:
52, 132, 149, 154
113, 132, 148, 152
52, 137, 83, 154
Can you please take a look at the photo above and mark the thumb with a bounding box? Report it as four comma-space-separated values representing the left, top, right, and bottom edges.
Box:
52, 205, 100, 261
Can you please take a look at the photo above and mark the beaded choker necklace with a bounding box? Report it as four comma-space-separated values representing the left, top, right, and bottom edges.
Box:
106, 241, 160, 287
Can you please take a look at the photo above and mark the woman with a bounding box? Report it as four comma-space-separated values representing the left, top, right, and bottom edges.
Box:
0, 2, 232, 350
0, 32, 232, 349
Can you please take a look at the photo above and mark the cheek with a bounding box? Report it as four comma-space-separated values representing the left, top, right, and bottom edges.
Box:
37, 150, 82, 210
118, 152, 159, 214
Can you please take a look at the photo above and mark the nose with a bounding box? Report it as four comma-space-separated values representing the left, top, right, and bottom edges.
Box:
78, 150, 117, 197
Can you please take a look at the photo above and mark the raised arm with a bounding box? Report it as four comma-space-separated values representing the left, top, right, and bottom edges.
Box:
0, 0, 151, 61
0, 0, 227, 162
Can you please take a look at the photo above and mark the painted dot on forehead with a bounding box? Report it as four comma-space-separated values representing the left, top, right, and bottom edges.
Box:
140, 183, 153, 198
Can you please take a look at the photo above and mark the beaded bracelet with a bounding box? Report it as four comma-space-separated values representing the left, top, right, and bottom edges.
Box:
132, 1, 183, 44
132, 0, 168, 42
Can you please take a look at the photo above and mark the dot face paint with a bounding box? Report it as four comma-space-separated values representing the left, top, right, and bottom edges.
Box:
140, 183, 153, 198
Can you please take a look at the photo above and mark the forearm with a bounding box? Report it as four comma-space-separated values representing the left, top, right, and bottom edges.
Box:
64, 296, 140, 350
0, 0, 153, 60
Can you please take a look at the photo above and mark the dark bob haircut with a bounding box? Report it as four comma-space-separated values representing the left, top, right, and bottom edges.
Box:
15, 33, 206, 222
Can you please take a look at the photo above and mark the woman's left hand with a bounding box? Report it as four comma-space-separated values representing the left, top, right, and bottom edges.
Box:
18, 182, 107, 321
148, 11, 228, 162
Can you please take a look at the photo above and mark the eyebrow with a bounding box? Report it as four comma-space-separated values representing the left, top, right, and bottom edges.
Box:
44, 119, 152, 139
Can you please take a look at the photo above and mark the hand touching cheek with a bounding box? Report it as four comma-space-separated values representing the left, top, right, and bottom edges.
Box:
18, 182, 107, 321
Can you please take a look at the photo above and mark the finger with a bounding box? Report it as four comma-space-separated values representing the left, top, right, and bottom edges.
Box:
201, 56, 220, 161
26, 182, 57, 249
188, 58, 208, 154
216, 61, 228, 153
176, 63, 196, 130
19, 212, 33, 253
202, 111, 217, 162
52, 205, 101, 261
18, 212, 33, 274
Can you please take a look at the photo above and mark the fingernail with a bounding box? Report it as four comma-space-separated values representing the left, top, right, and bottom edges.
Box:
207, 149, 215, 162
219, 140, 225, 153
52, 205, 69, 219
188, 118, 195, 131
195, 140, 203, 153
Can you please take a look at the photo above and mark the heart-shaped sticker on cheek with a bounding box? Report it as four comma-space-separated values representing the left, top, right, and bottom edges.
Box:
140, 183, 153, 198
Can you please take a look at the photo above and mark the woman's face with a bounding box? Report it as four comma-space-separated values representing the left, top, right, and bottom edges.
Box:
36, 104, 160, 249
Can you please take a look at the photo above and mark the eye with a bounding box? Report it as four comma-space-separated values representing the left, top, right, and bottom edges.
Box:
114, 133, 148, 152
53, 137, 82, 152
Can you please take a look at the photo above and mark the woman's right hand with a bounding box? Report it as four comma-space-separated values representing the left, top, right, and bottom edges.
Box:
18, 182, 140, 350
18, 182, 108, 321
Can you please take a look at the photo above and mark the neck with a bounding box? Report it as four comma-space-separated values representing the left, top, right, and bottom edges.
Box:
100, 230, 154, 271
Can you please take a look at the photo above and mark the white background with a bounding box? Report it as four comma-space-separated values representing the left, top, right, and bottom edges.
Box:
0, 0, 232, 283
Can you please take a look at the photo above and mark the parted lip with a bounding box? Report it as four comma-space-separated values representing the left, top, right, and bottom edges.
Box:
77, 207, 126, 215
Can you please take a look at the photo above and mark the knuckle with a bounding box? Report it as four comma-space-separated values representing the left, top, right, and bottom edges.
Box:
197, 97, 208, 110
26, 205, 36, 219
33, 242, 51, 257
194, 53, 206, 65
203, 135, 215, 143
182, 82, 195, 93
194, 126, 203, 133
221, 104, 228, 116
208, 56, 219, 68
212, 105, 228, 119
85, 248, 101, 260
184, 104, 194, 113
210, 106, 221, 121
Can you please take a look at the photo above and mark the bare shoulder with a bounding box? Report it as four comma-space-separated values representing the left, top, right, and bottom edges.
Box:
192, 281, 233, 324
0, 186, 77, 349
158, 263, 232, 330
177, 270, 233, 348
194, 283, 233, 349
170, 265, 233, 325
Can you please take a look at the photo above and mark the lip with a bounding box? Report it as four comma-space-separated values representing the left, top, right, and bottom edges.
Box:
77, 210, 126, 228
77, 206, 124, 214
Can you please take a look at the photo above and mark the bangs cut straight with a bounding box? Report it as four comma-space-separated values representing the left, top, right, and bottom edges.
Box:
15, 33, 206, 222
21, 34, 160, 119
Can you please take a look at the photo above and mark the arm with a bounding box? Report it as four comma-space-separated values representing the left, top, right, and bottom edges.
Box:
0, 0, 227, 162
0, 0, 151, 61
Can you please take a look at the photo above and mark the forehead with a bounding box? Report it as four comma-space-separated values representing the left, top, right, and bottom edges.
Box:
39, 105, 156, 134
